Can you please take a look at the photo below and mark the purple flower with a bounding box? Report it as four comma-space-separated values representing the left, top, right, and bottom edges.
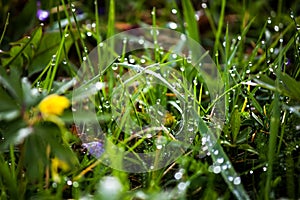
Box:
36, 1, 49, 21
82, 141, 105, 158
36, 9, 50, 21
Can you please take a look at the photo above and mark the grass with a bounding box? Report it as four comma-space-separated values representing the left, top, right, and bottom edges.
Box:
1, 0, 300, 199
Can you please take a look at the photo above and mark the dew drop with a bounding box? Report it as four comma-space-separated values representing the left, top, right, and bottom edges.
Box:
67, 180, 73, 186
263, 166, 267, 171
71, 4, 76, 12
167, 22, 178, 30
233, 177, 241, 185
214, 150, 219, 155
73, 181, 79, 188
177, 182, 188, 191
87, 32, 92, 37
193, 79, 197, 85
112, 64, 118, 71
290, 11, 295, 19
171, 9, 177, 14
138, 38, 144, 45
123, 37, 127, 44
52, 182, 58, 188
217, 157, 224, 164
95, 82, 105, 90
174, 172, 183, 180
213, 166, 221, 174
274, 25, 279, 32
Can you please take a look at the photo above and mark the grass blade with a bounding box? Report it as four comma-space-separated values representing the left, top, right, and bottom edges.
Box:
182, 0, 200, 43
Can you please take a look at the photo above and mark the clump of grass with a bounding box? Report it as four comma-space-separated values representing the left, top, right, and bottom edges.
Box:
0, 0, 300, 199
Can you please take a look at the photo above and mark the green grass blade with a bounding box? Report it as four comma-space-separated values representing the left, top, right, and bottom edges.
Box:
0, 12, 10, 46
264, 42, 282, 200
213, 0, 226, 55
182, 0, 200, 43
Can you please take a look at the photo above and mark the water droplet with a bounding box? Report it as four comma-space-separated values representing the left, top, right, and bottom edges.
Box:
73, 181, 79, 188
237, 35, 241, 40
129, 58, 135, 63
52, 182, 58, 188
95, 82, 105, 90
217, 157, 224, 164
186, 56, 192, 63
67, 180, 73, 186
228, 176, 234, 182
290, 11, 295, 19
274, 25, 279, 32
249, 170, 253, 174
112, 64, 118, 71
180, 67, 185, 72
62, 59, 68, 65
177, 182, 188, 191
267, 17, 272, 24
98, 176, 123, 196
180, 34, 187, 41
87, 32, 92, 37
213, 166, 221, 174
71, 4, 76, 12
167, 22, 178, 30
138, 38, 144, 45
193, 79, 197, 85
174, 172, 183, 180
140, 58, 146, 64
233, 177, 241, 185
263, 166, 267, 171
201, 3, 207, 9
214, 150, 219, 155
171, 8, 177, 14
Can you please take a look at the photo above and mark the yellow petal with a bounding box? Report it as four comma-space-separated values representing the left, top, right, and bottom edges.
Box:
38, 94, 70, 116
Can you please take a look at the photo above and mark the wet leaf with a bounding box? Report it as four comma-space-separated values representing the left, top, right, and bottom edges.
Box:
28, 31, 75, 75
230, 108, 241, 143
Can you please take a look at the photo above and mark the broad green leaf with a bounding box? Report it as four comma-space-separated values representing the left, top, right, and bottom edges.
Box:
24, 124, 78, 181
0, 67, 24, 106
2, 27, 42, 69
28, 31, 75, 76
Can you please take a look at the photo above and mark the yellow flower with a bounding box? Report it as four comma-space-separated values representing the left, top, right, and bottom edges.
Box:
51, 157, 70, 182
38, 94, 70, 116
